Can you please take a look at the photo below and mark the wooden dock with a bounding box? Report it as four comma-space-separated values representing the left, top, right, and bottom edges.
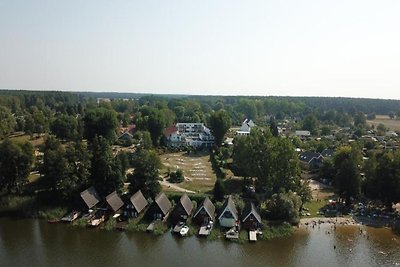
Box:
147, 222, 155, 232
199, 225, 212, 236
173, 223, 184, 234
249, 231, 257, 242
225, 228, 239, 240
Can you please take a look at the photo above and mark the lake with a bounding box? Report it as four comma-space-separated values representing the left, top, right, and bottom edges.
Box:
0, 218, 399, 267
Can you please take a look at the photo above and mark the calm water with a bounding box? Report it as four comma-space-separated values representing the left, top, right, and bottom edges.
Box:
0, 218, 399, 267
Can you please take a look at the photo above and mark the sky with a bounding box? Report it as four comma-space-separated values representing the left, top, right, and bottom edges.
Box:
1, 0, 400, 99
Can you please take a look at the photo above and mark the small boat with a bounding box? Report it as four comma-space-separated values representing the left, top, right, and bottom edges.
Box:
61, 211, 81, 223
89, 215, 105, 227
47, 219, 60, 224
180, 225, 189, 236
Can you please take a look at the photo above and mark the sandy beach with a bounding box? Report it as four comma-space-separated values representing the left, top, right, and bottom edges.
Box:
299, 215, 393, 229
299, 217, 358, 228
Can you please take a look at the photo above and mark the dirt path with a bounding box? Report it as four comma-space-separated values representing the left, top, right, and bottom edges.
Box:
309, 179, 334, 200
160, 178, 196, 194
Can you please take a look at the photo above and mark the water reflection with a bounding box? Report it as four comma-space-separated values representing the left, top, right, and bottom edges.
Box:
0, 218, 399, 267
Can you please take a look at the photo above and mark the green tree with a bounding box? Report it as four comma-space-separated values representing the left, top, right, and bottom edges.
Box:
354, 111, 366, 127
90, 135, 124, 196
127, 149, 161, 198
376, 123, 387, 134
267, 191, 302, 224
269, 119, 279, 137
208, 110, 232, 146
50, 114, 78, 141
0, 106, 16, 139
333, 145, 362, 205
0, 139, 33, 193
232, 128, 301, 194
302, 114, 318, 135
320, 126, 332, 136
320, 158, 335, 181
41, 137, 91, 201
136, 107, 167, 147
84, 107, 118, 142
40, 136, 67, 193
367, 152, 400, 208
213, 178, 226, 201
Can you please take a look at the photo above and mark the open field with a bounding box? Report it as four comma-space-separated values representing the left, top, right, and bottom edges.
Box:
5, 133, 45, 147
367, 115, 400, 132
160, 151, 216, 193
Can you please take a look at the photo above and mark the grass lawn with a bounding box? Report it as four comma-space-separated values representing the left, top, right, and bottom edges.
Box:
160, 151, 216, 193
7, 134, 45, 147
367, 115, 400, 131
303, 199, 326, 217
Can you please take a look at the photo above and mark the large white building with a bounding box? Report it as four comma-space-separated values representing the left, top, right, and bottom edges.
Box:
164, 123, 215, 148
236, 119, 256, 136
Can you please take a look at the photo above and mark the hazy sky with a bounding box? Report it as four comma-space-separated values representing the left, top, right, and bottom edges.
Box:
1, 0, 400, 99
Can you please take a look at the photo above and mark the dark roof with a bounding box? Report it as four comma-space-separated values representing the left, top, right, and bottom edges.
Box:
118, 132, 133, 140
219, 195, 238, 220
80, 186, 101, 209
129, 190, 148, 213
179, 193, 194, 216
299, 151, 322, 163
321, 148, 334, 158
155, 193, 172, 216
241, 202, 262, 223
193, 197, 215, 219
106, 191, 124, 212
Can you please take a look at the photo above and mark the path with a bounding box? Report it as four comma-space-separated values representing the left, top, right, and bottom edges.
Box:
160, 178, 196, 193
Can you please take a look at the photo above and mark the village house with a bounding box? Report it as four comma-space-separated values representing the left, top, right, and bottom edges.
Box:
193, 197, 215, 226
124, 190, 148, 218
321, 148, 335, 158
295, 130, 311, 139
218, 195, 239, 228
80, 186, 102, 210
170, 193, 194, 224
117, 131, 134, 142
236, 119, 256, 136
105, 191, 124, 214
241, 202, 262, 230
299, 151, 324, 170
164, 123, 215, 148
150, 193, 172, 221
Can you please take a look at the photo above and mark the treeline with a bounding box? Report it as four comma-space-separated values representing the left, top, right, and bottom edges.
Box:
2, 89, 400, 142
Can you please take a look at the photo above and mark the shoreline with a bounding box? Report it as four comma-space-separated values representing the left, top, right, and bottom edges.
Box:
299, 215, 394, 229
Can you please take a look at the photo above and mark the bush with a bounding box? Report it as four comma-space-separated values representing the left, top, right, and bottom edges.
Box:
72, 218, 88, 228
37, 207, 68, 220
259, 222, 294, 241
265, 191, 302, 224
169, 169, 184, 183
153, 221, 168, 235
125, 219, 147, 232
104, 217, 116, 231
